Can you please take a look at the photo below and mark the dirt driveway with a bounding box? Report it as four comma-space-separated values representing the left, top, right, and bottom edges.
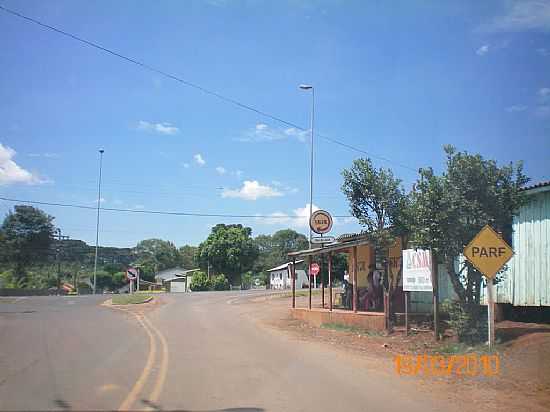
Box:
242, 292, 550, 412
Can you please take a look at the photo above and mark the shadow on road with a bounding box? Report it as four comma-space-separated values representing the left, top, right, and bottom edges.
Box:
53, 398, 72, 410
139, 400, 264, 412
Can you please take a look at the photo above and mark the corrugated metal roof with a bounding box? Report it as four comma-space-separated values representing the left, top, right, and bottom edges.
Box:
266, 260, 304, 272
521, 180, 550, 192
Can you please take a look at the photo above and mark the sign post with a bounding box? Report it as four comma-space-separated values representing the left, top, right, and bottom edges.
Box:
310, 262, 320, 290
463, 225, 513, 351
402, 249, 434, 337
126, 267, 138, 294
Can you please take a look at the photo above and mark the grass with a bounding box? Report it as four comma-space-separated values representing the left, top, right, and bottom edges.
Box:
135, 289, 165, 294
432, 341, 494, 355
111, 294, 153, 305
320, 322, 383, 336
278, 290, 322, 298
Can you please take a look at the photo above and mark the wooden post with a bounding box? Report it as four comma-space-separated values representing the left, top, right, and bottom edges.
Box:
328, 252, 333, 311
384, 258, 390, 332
487, 279, 495, 351
352, 246, 358, 313
321, 256, 325, 309
291, 257, 296, 309
308, 255, 312, 310
405, 291, 409, 336
432, 249, 440, 340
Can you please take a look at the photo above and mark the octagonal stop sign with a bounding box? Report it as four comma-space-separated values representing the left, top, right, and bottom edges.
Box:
463, 225, 513, 279
309, 263, 320, 276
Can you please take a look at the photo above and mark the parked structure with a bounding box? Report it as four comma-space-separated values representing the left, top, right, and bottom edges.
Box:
267, 260, 306, 289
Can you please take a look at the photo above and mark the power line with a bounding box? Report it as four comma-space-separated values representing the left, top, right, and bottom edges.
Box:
0, 4, 418, 173
0, 196, 354, 220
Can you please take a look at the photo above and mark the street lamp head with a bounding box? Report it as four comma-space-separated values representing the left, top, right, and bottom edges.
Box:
299, 84, 313, 90
99, 149, 104, 154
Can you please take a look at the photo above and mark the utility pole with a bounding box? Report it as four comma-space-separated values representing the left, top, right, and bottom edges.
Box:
54, 228, 69, 295
93, 149, 104, 295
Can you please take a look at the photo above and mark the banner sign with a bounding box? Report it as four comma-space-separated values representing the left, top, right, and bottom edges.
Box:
402, 249, 433, 292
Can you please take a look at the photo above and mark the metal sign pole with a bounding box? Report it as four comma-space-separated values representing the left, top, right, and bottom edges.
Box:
487, 280, 495, 351
405, 291, 409, 336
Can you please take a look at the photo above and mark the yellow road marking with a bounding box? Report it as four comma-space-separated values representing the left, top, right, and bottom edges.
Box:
143, 316, 169, 404
115, 311, 157, 411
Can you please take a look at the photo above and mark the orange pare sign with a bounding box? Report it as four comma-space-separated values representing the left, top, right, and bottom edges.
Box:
463, 225, 513, 279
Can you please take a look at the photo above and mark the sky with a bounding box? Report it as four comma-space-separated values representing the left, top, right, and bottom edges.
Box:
0, 0, 549, 248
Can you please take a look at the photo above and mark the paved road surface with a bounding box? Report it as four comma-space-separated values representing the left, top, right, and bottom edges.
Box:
0, 292, 461, 411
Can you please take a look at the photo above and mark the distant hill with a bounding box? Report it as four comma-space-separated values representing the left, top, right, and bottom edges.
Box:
56, 239, 135, 267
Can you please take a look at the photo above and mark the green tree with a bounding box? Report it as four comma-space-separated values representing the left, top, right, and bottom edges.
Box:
410, 146, 528, 342
0, 205, 55, 285
178, 245, 198, 268
341, 158, 409, 295
197, 224, 259, 285
189, 271, 210, 291
253, 229, 308, 282
134, 239, 179, 280
211, 274, 229, 291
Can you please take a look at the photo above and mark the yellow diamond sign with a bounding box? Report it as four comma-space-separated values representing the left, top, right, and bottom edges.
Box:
463, 225, 513, 279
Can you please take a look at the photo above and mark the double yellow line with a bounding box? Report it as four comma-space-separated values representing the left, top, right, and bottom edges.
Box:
108, 304, 169, 411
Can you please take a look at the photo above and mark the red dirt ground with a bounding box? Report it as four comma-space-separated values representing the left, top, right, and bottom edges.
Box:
246, 293, 550, 412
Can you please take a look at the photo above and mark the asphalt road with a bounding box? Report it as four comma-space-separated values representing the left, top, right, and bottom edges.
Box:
0, 292, 462, 412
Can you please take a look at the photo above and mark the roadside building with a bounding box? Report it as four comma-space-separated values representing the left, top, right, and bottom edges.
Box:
155, 267, 199, 292
481, 181, 550, 311
267, 260, 307, 289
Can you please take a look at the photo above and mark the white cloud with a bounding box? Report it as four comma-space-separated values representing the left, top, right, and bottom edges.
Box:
0, 144, 44, 186
90, 197, 106, 205
506, 105, 528, 112
481, 0, 550, 32
237, 123, 309, 143
476, 44, 490, 56
215, 166, 227, 175
256, 203, 323, 228
232, 169, 244, 178
538, 87, 550, 102
182, 162, 190, 169
193, 154, 206, 166
221, 180, 283, 201
537, 47, 550, 56
137, 120, 179, 135
27, 152, 59, 158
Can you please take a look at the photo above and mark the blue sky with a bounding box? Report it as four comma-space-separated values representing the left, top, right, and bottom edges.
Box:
0, 0, 549, 248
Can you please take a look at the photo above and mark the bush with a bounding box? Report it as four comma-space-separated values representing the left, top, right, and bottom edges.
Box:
441, 299, 488, 344
190, 271, 210, 291
241, 271, 253, 290
211, 274, 229, 291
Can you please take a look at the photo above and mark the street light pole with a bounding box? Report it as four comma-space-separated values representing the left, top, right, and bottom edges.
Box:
93, 149, 104, 294
299, 84, 315, 249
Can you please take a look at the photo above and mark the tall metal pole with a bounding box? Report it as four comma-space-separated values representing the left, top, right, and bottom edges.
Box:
300, 84, 315, 249
93, 149, 104, 295
308, 88, 315, 249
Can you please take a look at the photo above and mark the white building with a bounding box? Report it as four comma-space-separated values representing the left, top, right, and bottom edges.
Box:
267, 261, 308, 290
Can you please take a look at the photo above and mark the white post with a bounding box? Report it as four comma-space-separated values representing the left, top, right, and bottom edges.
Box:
487, 280, 495, 350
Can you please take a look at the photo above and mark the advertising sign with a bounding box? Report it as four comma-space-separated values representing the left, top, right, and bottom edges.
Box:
402, 249, 433, 292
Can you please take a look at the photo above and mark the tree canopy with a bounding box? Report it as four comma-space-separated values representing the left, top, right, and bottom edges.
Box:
134, 238, 180, 280
0, 205, 55, 284
197, 224, 259, 285
409, 145, 528, 341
